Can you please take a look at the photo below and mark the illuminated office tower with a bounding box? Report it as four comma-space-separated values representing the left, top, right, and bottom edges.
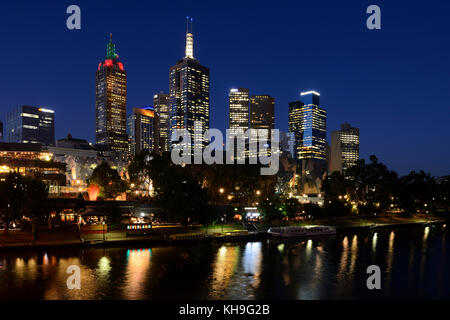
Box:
169, 18, 210, 155
330, 122, 360, 175
228, 88, 250, 135
6, 105, 55, 146
250, 95, 275, 157
95, 34, 128, 160
228, 88, 250, 160
128, 107, 158, 156
153, 92, 170, 153
288, 91, 326, 161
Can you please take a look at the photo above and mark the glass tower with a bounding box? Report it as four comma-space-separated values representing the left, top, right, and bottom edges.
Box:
95, 34, 128, 160
289, 91, 326, 161
169, 18, 210, 156
153, 92, 170, 153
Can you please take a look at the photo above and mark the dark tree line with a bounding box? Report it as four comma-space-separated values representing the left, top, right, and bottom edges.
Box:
322, 155, 450, 216
0, 172, 49, 233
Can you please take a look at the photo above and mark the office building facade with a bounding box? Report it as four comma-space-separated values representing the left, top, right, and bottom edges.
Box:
229, 88, 250, 135
153, 92, 170, 153
169, 19, 210, 155
128, 106, 158, 156
6, 105, 55, 146
95, 34, 128, 160
288, 91, 326, 161
330, 122, 360, 175
250, 95, 275, 157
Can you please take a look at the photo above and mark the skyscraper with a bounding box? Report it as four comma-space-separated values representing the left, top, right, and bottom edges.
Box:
128, 107, 158, 156
228, 88, 250, 161
0, 120, 3, 142
250, 95, 275, 157
330, 122, 360, 175
288, 91, 326, 161
153, 92, 170, 153
95, 34, 128, 160
169, 18, 210, 155
6, 105, 55, 146
229, 88, 250, 135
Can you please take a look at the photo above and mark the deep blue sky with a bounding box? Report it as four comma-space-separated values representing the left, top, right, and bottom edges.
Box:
0, 0, 449, 176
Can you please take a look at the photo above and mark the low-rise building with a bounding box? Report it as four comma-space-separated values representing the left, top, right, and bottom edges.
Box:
0, 142, 66, 193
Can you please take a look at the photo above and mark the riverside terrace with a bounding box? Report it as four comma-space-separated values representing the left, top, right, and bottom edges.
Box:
0, 142, 66, 192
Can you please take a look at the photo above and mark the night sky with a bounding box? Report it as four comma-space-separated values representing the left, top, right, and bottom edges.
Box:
0, 0, 449, 176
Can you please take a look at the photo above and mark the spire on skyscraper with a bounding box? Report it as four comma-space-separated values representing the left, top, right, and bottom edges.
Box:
106, 33, 118, 60
185, 17, 194, 59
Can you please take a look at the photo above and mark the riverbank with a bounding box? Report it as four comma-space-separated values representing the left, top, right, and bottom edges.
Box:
0, 213, 446, 251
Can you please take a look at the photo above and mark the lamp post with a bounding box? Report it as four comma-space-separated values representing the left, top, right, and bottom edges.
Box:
221, 217, 224, 234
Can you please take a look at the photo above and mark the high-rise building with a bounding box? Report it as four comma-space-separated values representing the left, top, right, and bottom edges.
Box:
128, 106, 158, 156
288, 91, 326, 161
95, 34, 128, 160
169, 18, 210, 155
6, 105, 55, 146
229, 88, 250, 135
228, 88, 250, 161
153, 92, 170, 153
0, 120, 3, 142
250, 95, 275, 157
279, 131, 295, 158
330, 122, 360, 175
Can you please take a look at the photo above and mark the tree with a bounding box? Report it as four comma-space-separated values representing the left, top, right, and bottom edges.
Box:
0, 173, 48, 234
258, 195, 285, 222
146, 154, 216, 225
128, 150, 153, 194
284, 197, 302, 219
87, 161, 127, 200
397, 171, 437, 213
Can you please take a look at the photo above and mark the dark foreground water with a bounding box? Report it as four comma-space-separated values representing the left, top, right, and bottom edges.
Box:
0, 224, 449, 299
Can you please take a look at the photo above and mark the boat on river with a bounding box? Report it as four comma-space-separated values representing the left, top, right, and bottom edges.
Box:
267, 226, 336, 238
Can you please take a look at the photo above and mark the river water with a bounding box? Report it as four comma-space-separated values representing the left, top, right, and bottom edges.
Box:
0, 224, 448, 299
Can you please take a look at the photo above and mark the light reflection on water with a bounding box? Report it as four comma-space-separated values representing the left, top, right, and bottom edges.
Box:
0, 225, 449, 299
122, 249, 151, 299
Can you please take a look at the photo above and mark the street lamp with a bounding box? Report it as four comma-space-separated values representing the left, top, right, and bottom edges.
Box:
256, 190, 261, 196
221, 217, 224, 234
219, 188, 224, 194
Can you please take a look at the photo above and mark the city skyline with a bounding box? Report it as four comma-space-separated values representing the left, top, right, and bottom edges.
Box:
0, 1, 449, 175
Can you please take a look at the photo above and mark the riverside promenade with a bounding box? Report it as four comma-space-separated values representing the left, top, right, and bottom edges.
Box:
0, 213, 446, 250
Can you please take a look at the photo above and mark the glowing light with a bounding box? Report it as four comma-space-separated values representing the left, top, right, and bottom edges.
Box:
300, 91, 320, 96
88, 184, 100, 201
38, 108, 54, 113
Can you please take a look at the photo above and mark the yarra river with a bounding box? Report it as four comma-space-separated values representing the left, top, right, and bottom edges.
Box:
0, 224, 449, 299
